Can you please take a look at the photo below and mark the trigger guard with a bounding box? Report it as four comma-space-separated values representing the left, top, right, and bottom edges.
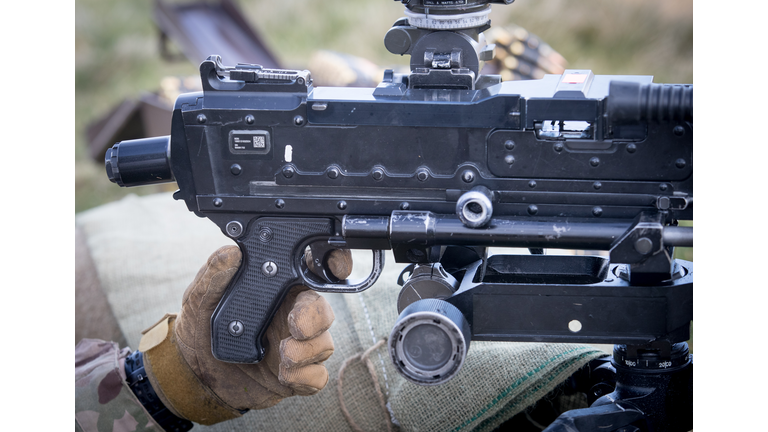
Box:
302, 250, 385, 293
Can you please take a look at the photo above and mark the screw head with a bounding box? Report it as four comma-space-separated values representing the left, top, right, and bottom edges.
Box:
294, 115, 305, 126
461, 170, 475, 183
228, 320, 245, 337
337, 200, 348, 210
275, 199, 285, 209
327, 167, 340, 179
554, 143, 564, 152
230, 164, 242, 175
528, 180, 537, 188
262, 261, 278, 277
590, 157, 600, 167
659, 183, 669, 191
245, 115, 255, 125
226, 221, 243, 238
504, 155, 515, 165
593, 181, 602, 190
196, 114, 207, 124
372, 168, 384, 181
400, 202, 410, 210
527, 204, 538, 215
626, 143, 637, 153
504, 140, 515, 150
592, 207, 603, 217
282, 166, 295, 178
213, 198, 223, 207
675, 158, 687, 169
673, 125, 685, 136
416, 170, 429, 181
634, 237, 653, 255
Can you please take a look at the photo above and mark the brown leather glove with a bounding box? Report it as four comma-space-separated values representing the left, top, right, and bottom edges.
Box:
138, 245, 352, 425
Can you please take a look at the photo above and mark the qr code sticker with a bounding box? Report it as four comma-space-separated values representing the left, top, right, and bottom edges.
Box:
253, 136, 266, 149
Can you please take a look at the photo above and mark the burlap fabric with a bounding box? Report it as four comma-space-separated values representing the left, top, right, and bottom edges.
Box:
76, 193, 607, 432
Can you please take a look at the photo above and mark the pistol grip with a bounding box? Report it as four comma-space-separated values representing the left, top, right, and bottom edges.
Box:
210, 217, 334, 363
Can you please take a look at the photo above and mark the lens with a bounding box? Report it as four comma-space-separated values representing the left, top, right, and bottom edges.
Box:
402, 323, 453, 371
389, 298, 471, 385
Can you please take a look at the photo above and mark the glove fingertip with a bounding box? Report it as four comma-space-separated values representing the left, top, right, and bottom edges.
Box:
288, 293, 335, 340
328, 249, 353, 280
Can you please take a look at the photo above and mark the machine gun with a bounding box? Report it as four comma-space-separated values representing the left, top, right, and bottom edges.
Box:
105, 1, 693, 430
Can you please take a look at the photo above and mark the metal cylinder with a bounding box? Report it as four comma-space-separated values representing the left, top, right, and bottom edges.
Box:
607, 81, 693, 124
105, 136, 173, 187
397, 263, 459, 313
662, 226, 693, 247
456, 186, 494, 228
389, 298, 471, 385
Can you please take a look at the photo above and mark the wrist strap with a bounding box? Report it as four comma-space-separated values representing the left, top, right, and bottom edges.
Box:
125, 350, 194, 432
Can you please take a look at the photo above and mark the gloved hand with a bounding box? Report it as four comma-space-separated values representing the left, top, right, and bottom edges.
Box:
138, 245, 352, 425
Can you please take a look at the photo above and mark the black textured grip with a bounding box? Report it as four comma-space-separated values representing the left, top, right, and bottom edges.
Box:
210, 217, 334, 363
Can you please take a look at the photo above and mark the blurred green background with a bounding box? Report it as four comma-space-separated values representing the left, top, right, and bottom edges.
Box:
75, 0, 693, 213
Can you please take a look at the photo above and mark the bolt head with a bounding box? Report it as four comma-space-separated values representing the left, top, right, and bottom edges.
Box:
226, 221, 243, 238
634, 237, 654, 255
262, 261, 278, 277
228, 320, 244, 337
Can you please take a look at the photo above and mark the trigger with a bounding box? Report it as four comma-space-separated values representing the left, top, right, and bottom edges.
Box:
305, 242, 341, 284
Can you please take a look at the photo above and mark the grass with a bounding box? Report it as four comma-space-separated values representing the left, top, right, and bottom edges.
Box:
75, 0, 693, 213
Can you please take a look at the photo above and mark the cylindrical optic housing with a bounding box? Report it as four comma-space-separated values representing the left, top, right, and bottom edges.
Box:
105, 136, 173, 187
397, 263, 459, 313
456, 186, 493, 228
389, 298, 471, 385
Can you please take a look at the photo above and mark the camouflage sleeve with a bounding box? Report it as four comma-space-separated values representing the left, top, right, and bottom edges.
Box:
75, 339, 165, 432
